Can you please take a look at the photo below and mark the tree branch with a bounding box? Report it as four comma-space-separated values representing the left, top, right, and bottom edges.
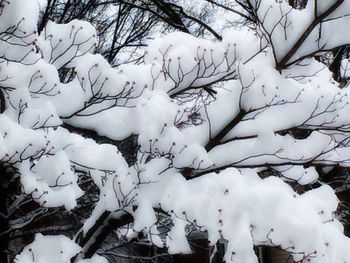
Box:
276, 0, 344, 70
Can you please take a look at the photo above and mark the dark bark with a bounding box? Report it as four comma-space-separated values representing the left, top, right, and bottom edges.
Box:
329, 46, 348, 85
38, 0, 58, 33
205, 110, 246, 152
74, 212, 133, 261
0, 165, 11, 263
0, 89, 5, 113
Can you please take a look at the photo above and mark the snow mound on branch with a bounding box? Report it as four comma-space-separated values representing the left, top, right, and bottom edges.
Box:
37, 20, 97, 69
14, 234, 81, 263
152, 168, 350, 263
77, 255, 108, 263
20, 151, 83, 210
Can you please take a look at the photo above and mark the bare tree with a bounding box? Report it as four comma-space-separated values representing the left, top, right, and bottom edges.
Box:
2, 1, 350, 263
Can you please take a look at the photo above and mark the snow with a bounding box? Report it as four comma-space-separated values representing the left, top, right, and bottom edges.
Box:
77, 255, 108, 263
2, 0, 350, 262
14, 234, 81, 263
20, 151, 84, 210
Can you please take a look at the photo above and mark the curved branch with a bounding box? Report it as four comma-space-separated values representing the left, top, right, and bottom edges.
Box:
276, 0, 344, 70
